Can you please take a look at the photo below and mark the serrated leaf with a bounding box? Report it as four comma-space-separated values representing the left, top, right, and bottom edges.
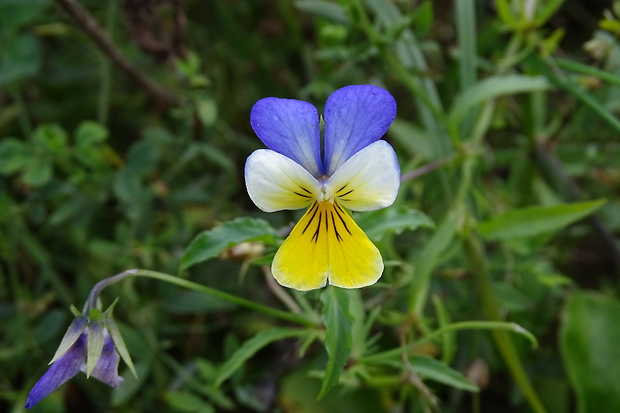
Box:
180, 217, 278, 271
214, 328, 307, 387
478, 199, 606, 240
318, 286, 353, 399
561, 293, 620, 413
356, 206, 435, 242
411, 355, 479, 392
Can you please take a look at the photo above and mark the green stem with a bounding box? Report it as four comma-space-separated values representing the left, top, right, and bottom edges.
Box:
463, 235, 547, 413
84, 269, 316, 327
455, 0, 477, 139
360, 320, 537, 364
554, 57, 620, 87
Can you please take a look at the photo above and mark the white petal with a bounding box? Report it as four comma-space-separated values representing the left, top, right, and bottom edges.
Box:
245, 149, 321, 212
326, 141, 400, 211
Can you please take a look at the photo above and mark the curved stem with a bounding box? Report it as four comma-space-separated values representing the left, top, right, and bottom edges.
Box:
359, 320, 537, 364
82, 269, 316, 328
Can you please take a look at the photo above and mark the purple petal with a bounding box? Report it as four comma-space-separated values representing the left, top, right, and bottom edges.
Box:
323, 85, 397, 175
84, 330, 123, 388
250, 97, 323, 177
25, 334, 87, 409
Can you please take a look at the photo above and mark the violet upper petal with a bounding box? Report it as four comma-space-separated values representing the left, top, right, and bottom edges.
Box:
250, 97, 323, 177
323, 85, 397, 175
25, 334, 87, 409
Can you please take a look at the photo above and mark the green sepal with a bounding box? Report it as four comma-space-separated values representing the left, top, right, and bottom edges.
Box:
49, 316, 88, 364
104, 298, 138, 379
69, 305, 82, 317
85, 322, 105, 377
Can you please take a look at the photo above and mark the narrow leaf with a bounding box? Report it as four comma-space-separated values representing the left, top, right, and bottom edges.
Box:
449, 75, 550, 129
319, 286, 353, 399
214, 328, 307, 387
478, 199, 605, 240
411, 355, 479, 392
180, 217, 278, 271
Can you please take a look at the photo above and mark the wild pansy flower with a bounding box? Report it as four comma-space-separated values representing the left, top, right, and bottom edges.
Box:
245, 85, 400, 291
25, 301, 135, 409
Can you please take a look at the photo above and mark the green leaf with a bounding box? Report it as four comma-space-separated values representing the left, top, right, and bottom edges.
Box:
0, 138, 33, 174
295, 1, 349, 25
0, 0, 49, 35
409, 205, 464, 313
478, 199, 606, 240
494, 0, 517, 26
449, 75, 550, 130
318, 286, 353, 399
214, 328, 307, 387
356, 206, 435, 242
126, 140, 160, 175
535, 0, 565, 27
0, 34, 41, 84
33, 124, 68, 152
164, 391, 213, 413
432, 295, 456, 365
180, 217, 278, 271
389, 117, 435, 159
196, 98, 218, 127
113, 167, 142, 202
561, 292, 620, 413
112, 361, 151, 406
22, 157, 52, 186
411, 355, 479, 392
75, 120, 108, 146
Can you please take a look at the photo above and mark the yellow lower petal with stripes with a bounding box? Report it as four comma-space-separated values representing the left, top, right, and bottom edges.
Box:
272, 201, 383, 291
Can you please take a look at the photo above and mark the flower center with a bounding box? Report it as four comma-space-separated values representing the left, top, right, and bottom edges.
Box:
318, 184, 334, 203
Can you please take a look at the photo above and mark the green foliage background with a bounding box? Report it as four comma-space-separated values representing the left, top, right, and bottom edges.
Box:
1, 0, 620, 412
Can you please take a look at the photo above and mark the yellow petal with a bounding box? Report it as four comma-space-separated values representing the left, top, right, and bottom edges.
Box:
272, 201, 383, 291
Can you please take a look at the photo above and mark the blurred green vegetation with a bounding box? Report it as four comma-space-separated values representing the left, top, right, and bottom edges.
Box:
1, 0, 620, 412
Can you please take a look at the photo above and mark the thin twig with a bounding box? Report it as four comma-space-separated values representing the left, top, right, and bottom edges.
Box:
262, 266, 302, 314
54, 0, 177, 106
400, 156, 454, 183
